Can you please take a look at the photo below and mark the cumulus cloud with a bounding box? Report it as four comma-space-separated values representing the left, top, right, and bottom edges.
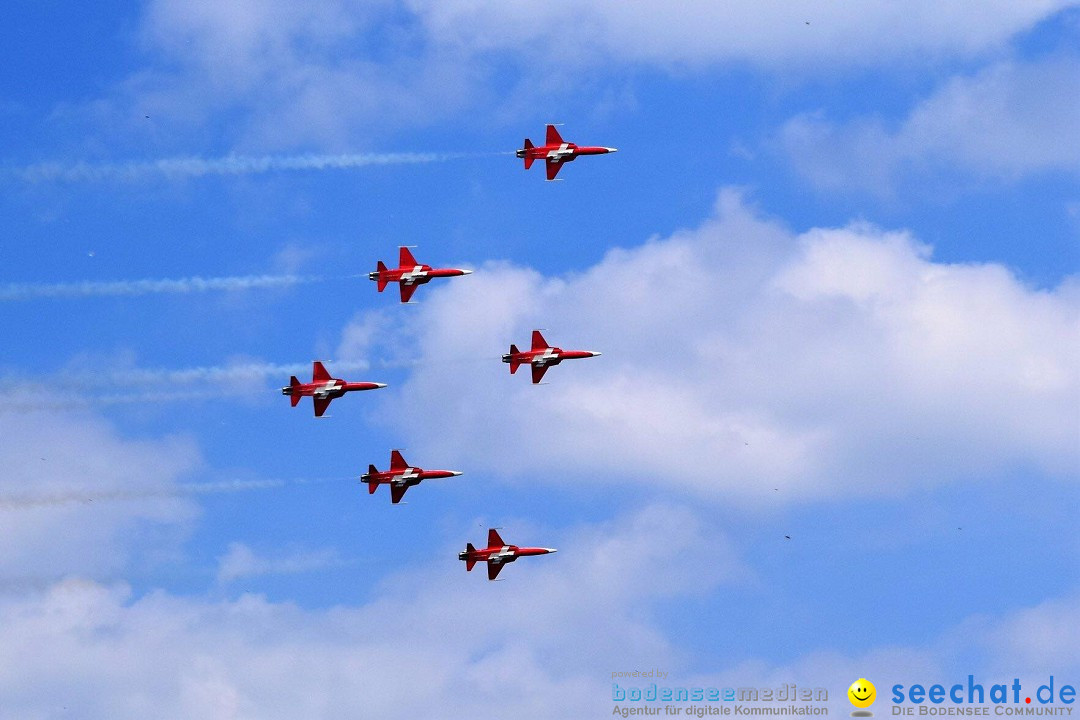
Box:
979, 593, 1080, 674
119, 0, 484, 148
341, 189, 1079, 503
779, 56, 1080, 192
99, 1, 1078, 149
0, 512, 1073, 719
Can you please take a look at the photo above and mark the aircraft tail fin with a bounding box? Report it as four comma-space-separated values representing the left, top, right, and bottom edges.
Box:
289, 376, 301, 406
465, 544, 477, 571
376, 261, 388, 292
523, 138, 534, 169
368, 481, 379, 495
508, 345, 520, 374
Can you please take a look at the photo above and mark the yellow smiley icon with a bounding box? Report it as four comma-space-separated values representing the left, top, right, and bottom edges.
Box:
848, 679, 876, 708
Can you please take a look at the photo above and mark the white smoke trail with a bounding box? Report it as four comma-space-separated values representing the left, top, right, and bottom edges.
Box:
0, 390, 223, 414
4, 360, 373, 391
105, 359, 374, 386
0, 359, 387, 413
0, 476, 350, 511
15, 151, 473, 182
0, 274, 321, 301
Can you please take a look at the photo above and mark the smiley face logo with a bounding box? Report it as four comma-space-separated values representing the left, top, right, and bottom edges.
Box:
848, 679, 876, 709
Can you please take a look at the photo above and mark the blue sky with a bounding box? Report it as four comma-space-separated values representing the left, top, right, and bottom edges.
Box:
1, 2, 1078, 717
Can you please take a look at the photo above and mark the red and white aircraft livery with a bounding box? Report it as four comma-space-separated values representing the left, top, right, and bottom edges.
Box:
369, 246, 472, 303
361, 450, 463, 504
517, 124, 617, 180
459, 528, 557, 580
503, 330, 601, 384
281, 361, 386, 417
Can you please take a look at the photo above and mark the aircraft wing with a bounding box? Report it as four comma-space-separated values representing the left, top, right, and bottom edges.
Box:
391, 484, 408, 504
313, 397, 331, 417
488, 528, 505, 548
399, 282, 419, 303
545, 160, 563, 181
531, 364, 549, 384
487, 561, 505, 581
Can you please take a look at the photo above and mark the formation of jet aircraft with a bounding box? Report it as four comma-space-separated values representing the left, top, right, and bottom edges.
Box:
362, 450, 463, 504
369, 246, 472, 303
279, 126, 615, 576
281, 361, 386, 417
518, 124, 617, 180
503, 330, 602, 384
459, 528, 557, 580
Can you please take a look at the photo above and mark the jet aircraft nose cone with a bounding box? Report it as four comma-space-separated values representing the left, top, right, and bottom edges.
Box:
545, 548, 558, 553
605, 147, 618, 153
373, 383, 388, 389
460, 270, 473, 275
450, 471, 463, 476
589, 351, 602, 357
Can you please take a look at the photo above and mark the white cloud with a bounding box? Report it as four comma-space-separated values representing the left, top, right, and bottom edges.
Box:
216, 542, 343, 584
115, 0, 483, 149
408, 0, 1076, 67
92, 2, 1078, 150
979, 593, 1080, 674
343, 189, 1079, 503
780, 57, 1080, 192
0, 402, 201, 580
0, 507, 1073, 719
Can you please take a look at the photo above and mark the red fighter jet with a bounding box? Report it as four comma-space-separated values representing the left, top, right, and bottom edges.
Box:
281, 361, 386, 417
517, 124, 617, 180
459, 528, 557, 580
503, 330, 601, 384
369, 246, 472, 303
361, 450, 463, 504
